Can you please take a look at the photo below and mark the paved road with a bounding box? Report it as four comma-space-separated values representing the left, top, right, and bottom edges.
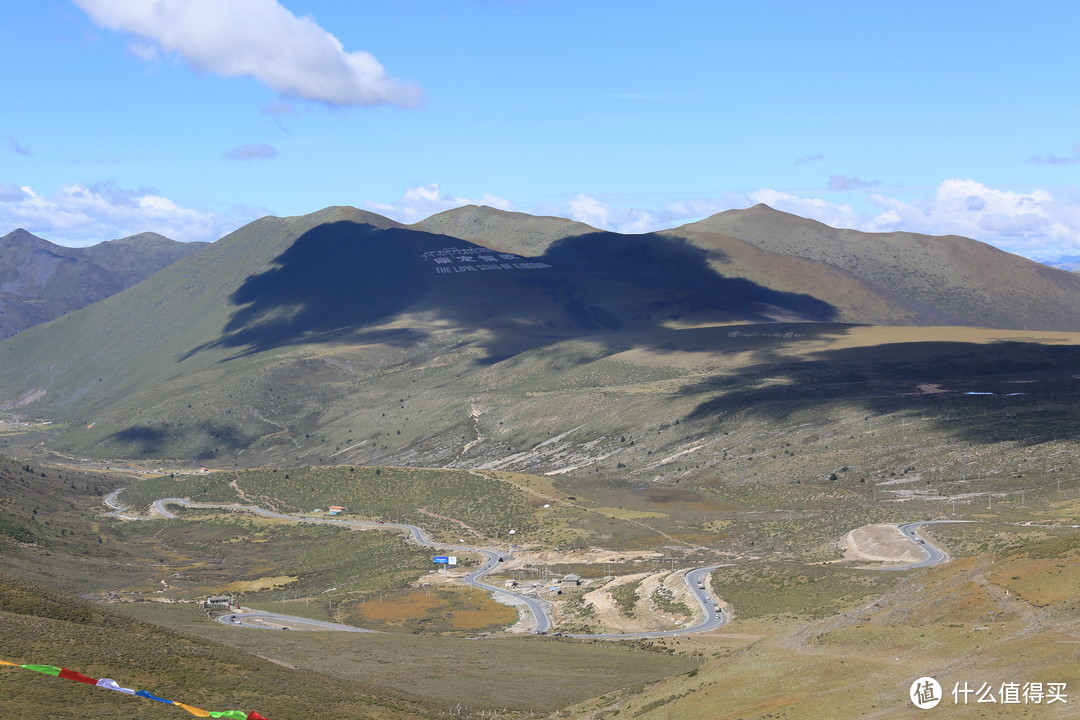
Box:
113, 493, 950, 637
881, 521, 968, 571
147, 498, 735, 637
103, 489, 141, 520
150, 497, 553, 633
568, 565, 729, 640
216, 611, 375, 633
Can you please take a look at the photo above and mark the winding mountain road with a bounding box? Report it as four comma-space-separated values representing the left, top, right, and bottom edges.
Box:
569, 565, 729, 640
149, 497, 555, 632
106, 493, 951, 637
882, 520, 968, 571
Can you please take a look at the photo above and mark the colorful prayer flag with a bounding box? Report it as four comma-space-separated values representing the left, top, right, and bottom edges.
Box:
2, 660, 272, 719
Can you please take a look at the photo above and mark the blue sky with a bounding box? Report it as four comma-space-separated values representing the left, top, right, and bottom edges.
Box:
2, 0, 1079, 258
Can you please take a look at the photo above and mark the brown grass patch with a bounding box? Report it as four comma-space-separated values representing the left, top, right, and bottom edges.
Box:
593, 506, 669, 519
351, 587, 517, 633
224, 576, 298, 593
448, 598, 517, 630
355, 589, 441, 622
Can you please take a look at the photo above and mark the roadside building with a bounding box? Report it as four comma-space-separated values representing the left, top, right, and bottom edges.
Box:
203, 595, 232, 610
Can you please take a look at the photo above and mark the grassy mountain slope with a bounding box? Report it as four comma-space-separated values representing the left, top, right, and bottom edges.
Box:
567, 530, 1078, 719
417, 203, 1078, 329
0, 206, 834, 461
661, 225, 972, 326
0, 572, 437, 719
411, 203, 597, 255
3, 205, 1080, 468
680, 203, 1080, 331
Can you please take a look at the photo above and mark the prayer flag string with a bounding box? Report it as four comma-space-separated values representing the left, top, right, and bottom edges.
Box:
0, 660, 273, 719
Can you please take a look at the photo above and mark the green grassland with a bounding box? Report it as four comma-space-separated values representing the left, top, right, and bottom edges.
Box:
0, 455, 125, 548
119, 465, 541, 541
113, 601, 699, 715
3, 215, 1080, 719
566, 532, 1078, 720
611, 579, 641, 617
709, 561, 904, 621
0, 572, 437, 720
0, 456, 443, 607
0, 455, 181, 593
3, 338, 1079, 717
136, 515, 436, 603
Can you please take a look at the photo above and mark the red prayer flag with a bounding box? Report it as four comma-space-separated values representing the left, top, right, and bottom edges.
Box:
59, 668, 99, 685
246, 713, 273, 720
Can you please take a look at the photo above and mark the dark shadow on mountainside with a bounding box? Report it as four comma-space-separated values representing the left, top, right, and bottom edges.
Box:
106, 425, 173, 455
683, 340, 1080, 447
182, 221, 837, 363
181, 222, 453, 359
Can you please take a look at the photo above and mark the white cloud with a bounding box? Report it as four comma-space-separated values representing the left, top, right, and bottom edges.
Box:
73, 0, 422, 108
566, 193, 662, 234
856, 179, 1078, 255
366, 180, 1080, 260
700, 179, 1080, 258
0, 179, 266, 246
365, 184, 511, 224
225, 143, 279, 161
565, 193, 610, 228
744, 189, 863, 229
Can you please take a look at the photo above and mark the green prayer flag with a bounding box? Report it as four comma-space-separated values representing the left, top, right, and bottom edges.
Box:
21, 665, 61, 676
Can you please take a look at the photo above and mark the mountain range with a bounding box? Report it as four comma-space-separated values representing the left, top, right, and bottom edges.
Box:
2, 203, 1079, 464
0, 228, 208, 340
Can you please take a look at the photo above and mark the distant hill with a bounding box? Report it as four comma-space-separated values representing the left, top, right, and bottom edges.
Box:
3, 204, 1080, 464
0, 228, 208, 340
675, 204, 1080, 331
411, 204, 596, 256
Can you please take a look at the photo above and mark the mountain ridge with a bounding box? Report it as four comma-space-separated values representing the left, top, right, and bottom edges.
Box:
0, 228, 208, 340
677, 203, 1080, 331
3, 203, 1080, 463
411, 204, 596, 256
